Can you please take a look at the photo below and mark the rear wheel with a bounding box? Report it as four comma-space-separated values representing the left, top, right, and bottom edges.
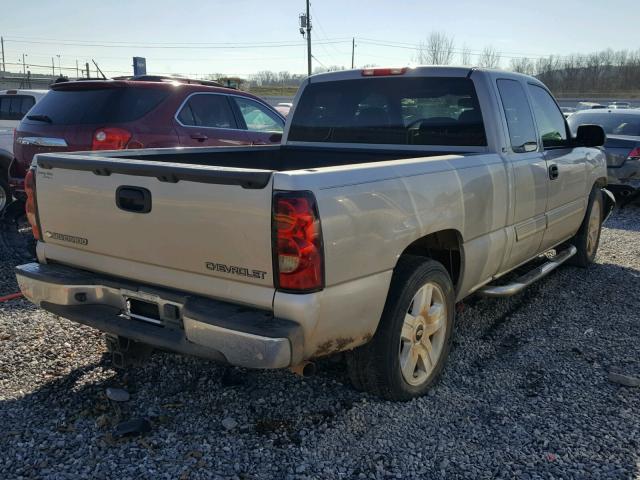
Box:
347, 256, 455, 400
567, 188, 603, 267
0, 178, 9, 216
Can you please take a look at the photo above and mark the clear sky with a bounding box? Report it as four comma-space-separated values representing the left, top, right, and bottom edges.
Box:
1, 0, 638, 78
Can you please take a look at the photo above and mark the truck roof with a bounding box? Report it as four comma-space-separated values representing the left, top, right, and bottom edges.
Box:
307, 65, 546, 88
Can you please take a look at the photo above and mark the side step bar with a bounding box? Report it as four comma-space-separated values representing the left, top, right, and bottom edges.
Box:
478, 245, 577, 298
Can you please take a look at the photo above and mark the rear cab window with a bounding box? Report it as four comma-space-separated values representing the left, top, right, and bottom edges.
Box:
288, 77, 487, 146
0, 95, 36, 120
496, 79, 538, 153
24, 87, 169, 125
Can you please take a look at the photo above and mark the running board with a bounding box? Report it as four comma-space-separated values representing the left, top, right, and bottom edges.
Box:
478, 245, 577, 297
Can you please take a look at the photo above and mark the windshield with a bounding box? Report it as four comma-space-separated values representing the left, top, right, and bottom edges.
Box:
568, 112, 640, 136
288, 76, 486, 146
24, 87, 169, 125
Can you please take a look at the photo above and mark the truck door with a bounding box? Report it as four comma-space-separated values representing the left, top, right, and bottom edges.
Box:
495, 79, 549, 270
527, 84, 587, 250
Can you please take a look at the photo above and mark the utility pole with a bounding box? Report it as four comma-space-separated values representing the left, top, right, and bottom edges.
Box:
1, 36, 5, 72
56, 55, 61, 76
299, 2, 312, 76
85, 62, 90, 79
22, 53, 26, 76
51, 57, 56, 77
75, 59, 79, 79
351, 37, 355, 69
306, 0, 312, 76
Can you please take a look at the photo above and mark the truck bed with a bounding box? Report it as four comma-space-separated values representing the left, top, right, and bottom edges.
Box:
76, 144, 470, 172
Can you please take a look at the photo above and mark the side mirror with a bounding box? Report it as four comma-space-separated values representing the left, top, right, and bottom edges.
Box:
576, 124, 606, 147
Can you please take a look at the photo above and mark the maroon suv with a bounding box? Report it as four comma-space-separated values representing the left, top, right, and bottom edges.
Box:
10, 78, 285, 197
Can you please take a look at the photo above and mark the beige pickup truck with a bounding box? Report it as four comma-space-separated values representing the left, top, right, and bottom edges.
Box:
16, 67, 614, 400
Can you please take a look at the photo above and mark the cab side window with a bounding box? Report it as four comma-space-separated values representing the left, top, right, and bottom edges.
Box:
496, 79, 538, 153
528, 85, 568, 148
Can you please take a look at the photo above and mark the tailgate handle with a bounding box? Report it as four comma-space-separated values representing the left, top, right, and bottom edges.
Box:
116, 186, 152, 214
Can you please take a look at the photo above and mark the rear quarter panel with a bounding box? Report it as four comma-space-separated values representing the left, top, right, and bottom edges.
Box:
272, 153, 509, 357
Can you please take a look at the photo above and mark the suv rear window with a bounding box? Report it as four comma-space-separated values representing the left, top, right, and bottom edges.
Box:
568, 112, 640, 136
0, 95, 36, 120
24, 87, 169, 125
288, 77, 486, 146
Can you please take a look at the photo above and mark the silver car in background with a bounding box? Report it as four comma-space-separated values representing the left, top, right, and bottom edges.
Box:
568, 109, 640, 198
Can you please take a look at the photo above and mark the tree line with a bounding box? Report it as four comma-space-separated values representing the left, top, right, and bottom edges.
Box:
241, 32, 640, 95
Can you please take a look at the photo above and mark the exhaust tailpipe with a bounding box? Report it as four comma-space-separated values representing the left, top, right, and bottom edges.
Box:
289, 361, 316, 377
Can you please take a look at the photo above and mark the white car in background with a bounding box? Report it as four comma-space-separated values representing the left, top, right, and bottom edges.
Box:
0, 89, 48, 213
275, 102, 293, 116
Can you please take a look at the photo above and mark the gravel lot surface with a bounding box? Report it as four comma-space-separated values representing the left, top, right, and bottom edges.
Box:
1, 205, 639, 479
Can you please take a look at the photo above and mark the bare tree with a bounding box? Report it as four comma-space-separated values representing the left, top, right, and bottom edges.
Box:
479, 46, 501, 69
415, 32, 456, 65
460, 44, 473, 66
509, 57, 534, 75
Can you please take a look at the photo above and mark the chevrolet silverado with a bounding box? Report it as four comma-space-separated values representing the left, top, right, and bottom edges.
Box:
16, 67, 614, 400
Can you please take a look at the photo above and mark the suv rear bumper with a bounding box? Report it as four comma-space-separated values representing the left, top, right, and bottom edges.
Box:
16, 262, 303, 369
608, 158, 640, 188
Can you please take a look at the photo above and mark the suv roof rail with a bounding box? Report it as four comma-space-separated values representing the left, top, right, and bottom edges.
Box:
112, 75, 228, 88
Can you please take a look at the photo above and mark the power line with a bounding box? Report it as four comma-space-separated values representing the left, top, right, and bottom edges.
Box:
2, 37, 350, 50
310, 4, 346, 65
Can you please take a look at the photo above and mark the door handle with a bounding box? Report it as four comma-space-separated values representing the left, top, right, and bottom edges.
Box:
116, 186, 152, 213
190, 133, 208, 142
548, 164, 559, 180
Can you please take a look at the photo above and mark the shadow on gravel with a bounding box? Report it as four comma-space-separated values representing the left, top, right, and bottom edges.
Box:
606, 202, 640, 232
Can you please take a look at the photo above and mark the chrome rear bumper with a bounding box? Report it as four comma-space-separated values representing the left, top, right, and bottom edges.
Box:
16, 262, 302, 369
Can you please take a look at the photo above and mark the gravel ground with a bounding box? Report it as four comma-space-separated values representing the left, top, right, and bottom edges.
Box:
1, 205, 639, 479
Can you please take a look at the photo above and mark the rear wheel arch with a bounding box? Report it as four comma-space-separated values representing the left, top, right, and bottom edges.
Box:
593, 177, 607, 189
397, 229, 464, 293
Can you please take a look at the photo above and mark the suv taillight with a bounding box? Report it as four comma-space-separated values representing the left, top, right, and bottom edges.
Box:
25, 169, 42, 241
272, 191, 324, 292
628, 147, 640, 160
92, 127, 132, 150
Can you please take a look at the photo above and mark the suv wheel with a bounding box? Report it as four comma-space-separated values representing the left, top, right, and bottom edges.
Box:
0, 178, 9, 216
347, 256, 455, 400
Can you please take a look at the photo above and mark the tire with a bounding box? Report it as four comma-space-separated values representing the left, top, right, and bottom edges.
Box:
567, 187, 603, 268
347, 256, 455, 401
0, 177, 9, 217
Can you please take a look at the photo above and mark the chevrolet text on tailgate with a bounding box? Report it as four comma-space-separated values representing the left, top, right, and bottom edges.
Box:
16, 67, 614, 400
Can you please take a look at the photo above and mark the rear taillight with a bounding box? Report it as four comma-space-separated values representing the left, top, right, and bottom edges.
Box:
92, 127, 132, 150
628, 147, 640, 160
24, 169, 42, 241
273, 191, 324, 292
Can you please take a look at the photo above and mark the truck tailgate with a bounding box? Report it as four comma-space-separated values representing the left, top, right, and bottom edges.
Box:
34, 155, 276, 306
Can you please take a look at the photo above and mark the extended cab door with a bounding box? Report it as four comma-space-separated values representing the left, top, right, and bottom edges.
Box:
174, 93, 253, 147
496, 79, 549, 270
527, 84, 587, 250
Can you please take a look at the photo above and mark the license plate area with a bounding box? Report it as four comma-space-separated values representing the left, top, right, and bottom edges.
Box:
126, 298, 162, 325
